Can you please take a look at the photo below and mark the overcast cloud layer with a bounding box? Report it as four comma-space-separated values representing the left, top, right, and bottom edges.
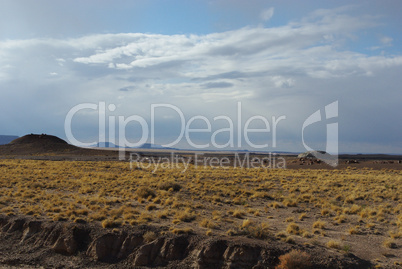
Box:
0, 2, 401, 153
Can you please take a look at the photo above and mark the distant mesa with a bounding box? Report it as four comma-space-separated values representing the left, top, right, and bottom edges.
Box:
0, 135, 19, 145
91, 141, 177, 150
137, 143, 175, 150
138, 143, 155, 149
93, 142, 120, 148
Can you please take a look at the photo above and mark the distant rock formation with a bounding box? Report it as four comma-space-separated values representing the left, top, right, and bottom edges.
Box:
297, 151, 327, 159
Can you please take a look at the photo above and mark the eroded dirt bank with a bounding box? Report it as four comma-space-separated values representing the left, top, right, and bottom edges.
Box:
0, 216, 371, 269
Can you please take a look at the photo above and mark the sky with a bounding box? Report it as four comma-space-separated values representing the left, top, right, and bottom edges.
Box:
0, 0, 401, 153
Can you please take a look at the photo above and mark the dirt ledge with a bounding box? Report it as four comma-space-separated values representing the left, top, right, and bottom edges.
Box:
0, 215, 372, 268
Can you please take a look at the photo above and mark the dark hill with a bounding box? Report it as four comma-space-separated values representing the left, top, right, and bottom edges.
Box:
0, 134, 127, 160
0, 134, 78, 155
10, 134, 68, 145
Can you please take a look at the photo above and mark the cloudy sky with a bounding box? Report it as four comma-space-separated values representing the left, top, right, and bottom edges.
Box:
0, 0, 401, 153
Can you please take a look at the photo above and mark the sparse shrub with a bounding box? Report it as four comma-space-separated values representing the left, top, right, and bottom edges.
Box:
136, 187, 156, 199
366, 222, 375, 229
79, 186, 93, 194
241, 219, 252, 228
389, 230, 402, 239
383, 239, 397, 249
276, 249, 311, 269
88, 211, 107, 221
101, 219, 121, 228
241, 221, 270, 239
73, 217, 86, 224
143, 231, 157, 243
276, 231, 287, 239
350, 204, 362, 214
158, 181, 182, 192
212, 210, 221, 220
313, 220, 326, 229
175, 208, 196, 222
348, 226, 361, 235
285, 236, 296, 244
157, 210, 169, 219
146, 203, 157, 211
233, 197, 246, 205
321, 209, 330, 216
345, 195, 356, 204
299, 213, 307, 221
200, 218, 216, 229
334, 214, 347, 224
232, 209, 245, 218
53, 214, 68, 222
327, 240, 342, 249
152, 197, 161, 204
270, 202, 283, 209
251, 191, 272, 199
286, 223, 302, 235
138, 212, 153, 222
302, 231, 312, 238
247, 208, 256, 214
283, 199, 298, 207
343, 244, 351, 253
171, 227, 193, 235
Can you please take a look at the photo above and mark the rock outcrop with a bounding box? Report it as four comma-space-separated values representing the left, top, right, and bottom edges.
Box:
0, 216, 371, 268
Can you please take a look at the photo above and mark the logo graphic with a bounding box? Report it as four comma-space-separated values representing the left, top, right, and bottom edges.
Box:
302, 101, 338, 167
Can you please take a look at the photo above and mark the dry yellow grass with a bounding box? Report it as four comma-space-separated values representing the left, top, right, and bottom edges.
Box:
313, 220, 326, 229
276, 249, 311, 269
143, 231, 157, 243
199, 218, 217, 229
0, 157, 401, 264
327, 240, 342, 249
299, 213, 307, 221
286, 223, 302, 235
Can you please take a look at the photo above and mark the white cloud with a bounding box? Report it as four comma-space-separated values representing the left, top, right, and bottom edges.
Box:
272, 76, 295, 88
260, 7, 274, 22
380, 36, 393, 46
66, 9, 397, 85
0, 6, 401, 153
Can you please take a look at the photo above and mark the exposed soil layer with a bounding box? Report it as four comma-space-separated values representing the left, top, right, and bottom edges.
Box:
0, 216, 372, 269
